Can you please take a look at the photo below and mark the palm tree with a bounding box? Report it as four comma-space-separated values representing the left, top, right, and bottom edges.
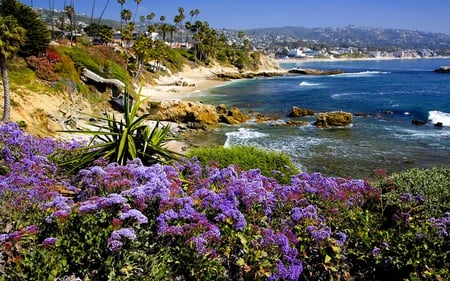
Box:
48, 0, 55, 39
133, 0, 142, 24
90, 0, 96, 25
174, 7, 185, 47
159, 15, 166, 41
64, 5, 74, 44
121, 9, 132, 26
146, 12, 155, 25
189, 9, 200, 23
96, 0, 110, 38
0, 16, 26, 122
117, 0, 126, 31
120, 8, 132, 46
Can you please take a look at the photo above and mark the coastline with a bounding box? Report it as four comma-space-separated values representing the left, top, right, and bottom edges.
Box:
276, 56, 450, 64
139, 65, 241, 102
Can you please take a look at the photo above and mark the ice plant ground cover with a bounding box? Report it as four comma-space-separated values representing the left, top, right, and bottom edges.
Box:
0, 122, 449, 280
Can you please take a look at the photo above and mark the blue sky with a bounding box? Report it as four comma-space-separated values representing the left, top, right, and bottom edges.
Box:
20, 0, 450, 34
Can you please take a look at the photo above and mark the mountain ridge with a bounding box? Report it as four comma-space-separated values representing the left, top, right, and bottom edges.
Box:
242, 25, 450, 52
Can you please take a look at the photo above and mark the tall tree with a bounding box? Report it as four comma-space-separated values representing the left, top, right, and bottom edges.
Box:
0, 15, 26, 122
1, 0, 50, 57
64, 5, 74, 44
90, 0, 96, 25
117, 0, 126, 31
133, 0, 142, 24
96, 0, 110, 38
174, 7, 185, 46
48, 0, 55, 39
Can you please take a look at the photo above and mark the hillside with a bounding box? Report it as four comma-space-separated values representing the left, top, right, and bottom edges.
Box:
5, 45, 281, 141
245, 25, 450, 52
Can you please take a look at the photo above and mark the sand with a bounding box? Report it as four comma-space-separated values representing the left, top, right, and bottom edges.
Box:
139, 65, 238, 102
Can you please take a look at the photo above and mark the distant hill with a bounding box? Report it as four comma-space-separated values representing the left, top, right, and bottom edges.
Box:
244, 26, 450, 51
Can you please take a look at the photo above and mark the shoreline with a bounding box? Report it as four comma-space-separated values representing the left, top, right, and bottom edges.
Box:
139, 65, 241, 102
140, 56, 450, 102
276, 56, 450, 63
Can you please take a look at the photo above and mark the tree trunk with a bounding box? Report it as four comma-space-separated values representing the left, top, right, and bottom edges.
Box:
1, 56, 11, 122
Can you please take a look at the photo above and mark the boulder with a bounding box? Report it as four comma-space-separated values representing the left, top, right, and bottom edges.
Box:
314, 111, 353, 128
412, 119, 426, 126
288, 68, 343, 75
151, 100, 220, 130
218, 106, 251, 125
289, 106, 315, 117
434, 66, 450, 73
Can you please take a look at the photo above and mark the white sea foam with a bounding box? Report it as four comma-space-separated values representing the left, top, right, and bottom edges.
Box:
428, 110, 450, 126
299, 81, 322, 87
333, 71, 390, 78
224, 128, 268, 147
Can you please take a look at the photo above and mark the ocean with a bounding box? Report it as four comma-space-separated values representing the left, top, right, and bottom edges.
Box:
186, 58, 450, 179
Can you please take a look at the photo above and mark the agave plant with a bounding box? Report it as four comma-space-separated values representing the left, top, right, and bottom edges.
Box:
59, 92, 180, 172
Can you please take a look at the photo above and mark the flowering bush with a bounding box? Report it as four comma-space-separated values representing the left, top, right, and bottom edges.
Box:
0, 122, 449, 280
25, 49, 61, 82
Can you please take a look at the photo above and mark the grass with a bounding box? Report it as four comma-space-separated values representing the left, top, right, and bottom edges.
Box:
187, 145, 300, 183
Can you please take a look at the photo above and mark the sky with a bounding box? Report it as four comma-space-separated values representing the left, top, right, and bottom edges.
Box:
19, 0, 450, 35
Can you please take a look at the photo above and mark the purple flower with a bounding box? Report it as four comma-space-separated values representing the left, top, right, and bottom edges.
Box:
187, 236, 208, 255
306, 225, 332, 241
372, 247, 381, 256
291, 205, 318, 221
108, 239, 124, 252
43, 237, 57, 248
78, 200, 100, 213
0, 233, 10, 243
334, 231, 347, 245
98, 193, 127, 208
111, 228, 137, 241
119, 209, 148, 224
108, 228, 137, 251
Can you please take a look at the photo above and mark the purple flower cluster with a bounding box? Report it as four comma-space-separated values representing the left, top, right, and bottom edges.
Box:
155, 158, 360, 280
1, 123, 388, 280
291, 172, 379, 207
430, 212, 450, 237
108, 228, 137, 251
43, 237, 57, 248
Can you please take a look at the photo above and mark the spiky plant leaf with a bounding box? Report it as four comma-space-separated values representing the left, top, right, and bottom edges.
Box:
56, 90, 180, 172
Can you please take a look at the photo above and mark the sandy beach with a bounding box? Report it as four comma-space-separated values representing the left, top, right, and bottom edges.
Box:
139, 65, 240, 102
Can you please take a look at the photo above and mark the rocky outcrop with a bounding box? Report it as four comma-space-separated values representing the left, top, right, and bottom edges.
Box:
434, 66, 450, 73
213, 71, 285, 80
147, 100, 219, 130
288, 68, 343, 75
289, 106, 315, 117
314, 111, 353, 128
216, 105, 251, 125
145, 101, 251, 130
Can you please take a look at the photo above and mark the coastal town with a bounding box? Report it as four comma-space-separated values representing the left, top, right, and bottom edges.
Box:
34, 7, 450, 61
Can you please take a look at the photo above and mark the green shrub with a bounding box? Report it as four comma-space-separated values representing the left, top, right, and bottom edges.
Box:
368, 167, 450, 280
383, 167, 450, 217
187, 145, 299, 183
61, 46, 101, 73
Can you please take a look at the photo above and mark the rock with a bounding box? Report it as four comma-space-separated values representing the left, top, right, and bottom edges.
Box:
283, 120, 309, 126
288, 68, 343, 75
289, 106, 315, 117
314, 111, 353, 128
145, 101, 251, 130
218, 106, 251, 125
412, 119, 426, 125
434, 122, 443, 127
434, 66, 450, 73
150, 100, 220, 130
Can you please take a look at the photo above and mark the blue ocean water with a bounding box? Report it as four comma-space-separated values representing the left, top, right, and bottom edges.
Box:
187, 59, 450, 178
